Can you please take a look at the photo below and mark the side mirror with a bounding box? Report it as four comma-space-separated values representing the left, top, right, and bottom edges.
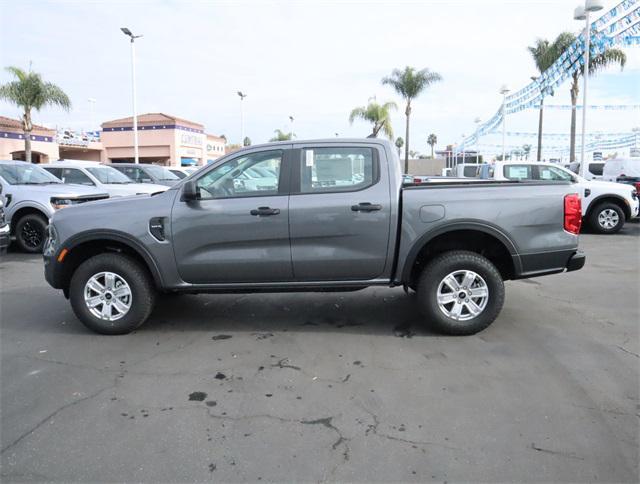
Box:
181, 180, 200, 202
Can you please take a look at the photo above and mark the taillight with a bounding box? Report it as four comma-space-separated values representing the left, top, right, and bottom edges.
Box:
413, 177, 421, 184
564, 193, 582, 234
634, 182, 640, 193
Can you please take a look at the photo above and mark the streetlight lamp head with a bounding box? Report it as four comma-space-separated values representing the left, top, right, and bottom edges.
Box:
237, 91, 247, 99
574, 5, 586, 20
585, 0, 604, 12
121, 27, 132, 36
474, 117, 481, 124
499, 85, 510, 95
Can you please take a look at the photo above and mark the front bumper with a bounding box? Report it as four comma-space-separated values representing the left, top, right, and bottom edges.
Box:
0, 224, 9, 254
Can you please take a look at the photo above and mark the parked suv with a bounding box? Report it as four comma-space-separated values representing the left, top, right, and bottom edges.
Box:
0, 160, 109, 253
109, 163, 180, 187
45, 139, 584, 336
42, 161, 169, 197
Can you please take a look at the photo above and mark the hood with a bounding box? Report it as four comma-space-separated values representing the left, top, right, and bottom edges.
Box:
14, 183, 109, 199
104, 183, 169, 197
588, 179, 635, 194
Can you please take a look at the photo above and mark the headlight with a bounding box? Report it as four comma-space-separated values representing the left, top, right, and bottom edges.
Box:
50, 198, 73, 210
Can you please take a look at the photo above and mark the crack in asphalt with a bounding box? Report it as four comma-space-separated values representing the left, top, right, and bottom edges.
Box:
1, 384, 115, 455
530, 443, 585, 460
616, 345, 640, 359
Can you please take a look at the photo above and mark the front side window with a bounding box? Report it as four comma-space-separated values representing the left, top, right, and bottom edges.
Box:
86, 166, 133, 184
299, 147, 375, 193
143, 165, 179, 181
118, 166, 152, 183
196, 150, 282, 199
504, 165, 532, 180
62, 168, 94, 186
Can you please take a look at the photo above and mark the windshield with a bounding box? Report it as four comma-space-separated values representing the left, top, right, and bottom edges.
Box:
144, 165, 179, 181
86, 166, 133, 184
0, 163, 62, 185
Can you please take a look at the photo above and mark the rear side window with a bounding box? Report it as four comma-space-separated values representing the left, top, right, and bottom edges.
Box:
535, 165, 573, 181
504, 165, 531, 180
588, 163, 604, 176
299, 147, 375, 193
463, 165, 478, 177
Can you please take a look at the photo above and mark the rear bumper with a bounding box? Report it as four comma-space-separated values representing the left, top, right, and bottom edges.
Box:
514, 249, 585, 279
565, 250, 585, 272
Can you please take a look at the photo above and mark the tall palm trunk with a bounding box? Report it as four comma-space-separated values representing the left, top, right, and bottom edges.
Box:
536, 97, 544, 161
430, 144, 434, 158
22, 109, 32, 163
569, 73, 579, 163
404, 103, 411, 174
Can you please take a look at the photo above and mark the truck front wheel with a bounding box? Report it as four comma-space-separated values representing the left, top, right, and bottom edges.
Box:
416, 250, 505, 335
69, 253, 156, 334
589, 202, 625, 234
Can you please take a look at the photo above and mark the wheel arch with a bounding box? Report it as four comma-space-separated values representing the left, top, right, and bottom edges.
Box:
400, 222, 520, 285
585, 194, 630, 220
57, 230, 164, 294
9, 205, 49, 235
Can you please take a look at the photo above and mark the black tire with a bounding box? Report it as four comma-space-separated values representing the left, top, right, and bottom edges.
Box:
15, 213, 47, 253
588, 202, 625, 234
416, 250, 505, 335
69, 253, 156, 335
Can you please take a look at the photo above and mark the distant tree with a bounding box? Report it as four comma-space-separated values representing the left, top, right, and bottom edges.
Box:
349, 101, 397, 139
382, 66, 442, 173
427, 133, 437, 158
0, 65, 71, 163
522, 144, 532, 160
409, 150, 418, 158
269, 129, 293, 142
395, 137, 404, 157
243, 136, 251, 146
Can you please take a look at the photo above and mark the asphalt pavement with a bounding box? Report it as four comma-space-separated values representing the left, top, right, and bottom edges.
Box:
1, 222, 638, 482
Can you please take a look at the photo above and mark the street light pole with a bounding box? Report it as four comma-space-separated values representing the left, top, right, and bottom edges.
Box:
500, 85, 510, 161
575, 0, 603, 177
121, 28, 142, 164
237, 91, 247, 144
461, 134, 466, 164
289, 115, 294, 139
474, 117, 481, 163
87, 98, 96, 133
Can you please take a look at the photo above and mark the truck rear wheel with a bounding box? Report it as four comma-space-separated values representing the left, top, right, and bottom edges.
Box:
589, 202, 625, 234
416, 250, 504, 335
69, 253, 156, 334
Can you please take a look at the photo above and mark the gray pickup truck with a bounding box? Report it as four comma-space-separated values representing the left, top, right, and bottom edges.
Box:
44, 139, 585, 335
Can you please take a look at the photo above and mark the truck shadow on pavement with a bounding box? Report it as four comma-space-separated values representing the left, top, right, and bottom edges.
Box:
142, 288, 438, 338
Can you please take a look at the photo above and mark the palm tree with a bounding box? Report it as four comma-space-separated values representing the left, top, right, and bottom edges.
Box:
269, 129, 293, 142
427, 133, 437, 158
0, 66, 71, 163
395, 137, 404, 157
382, 66, 442, 173
528, 38, 558, 161
243, 136, 251, 146
348, 101, 397, 139
522, 144, 532, 160
548, 33, 626, 162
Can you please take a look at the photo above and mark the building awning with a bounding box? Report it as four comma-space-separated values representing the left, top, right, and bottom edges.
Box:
181, 157, 198, 166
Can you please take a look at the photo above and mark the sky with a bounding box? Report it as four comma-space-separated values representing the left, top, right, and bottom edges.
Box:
0, 0, 638, 158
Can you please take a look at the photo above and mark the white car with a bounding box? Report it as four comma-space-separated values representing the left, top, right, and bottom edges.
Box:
43, 161, 169, 197
169, 167, 198, 179
491, 161, 639, 234
564, 161, 604, 180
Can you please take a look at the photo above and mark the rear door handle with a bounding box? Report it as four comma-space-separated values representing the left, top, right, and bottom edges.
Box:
351, 202, 382, 212
250, 206, 280, 216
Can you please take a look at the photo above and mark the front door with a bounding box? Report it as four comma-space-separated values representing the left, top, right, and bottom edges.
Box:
288, 144, 391, 281
172, 148, 293, 284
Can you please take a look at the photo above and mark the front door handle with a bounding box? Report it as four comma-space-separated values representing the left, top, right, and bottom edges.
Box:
351, 202, 382, 212
250, 206, 280, 216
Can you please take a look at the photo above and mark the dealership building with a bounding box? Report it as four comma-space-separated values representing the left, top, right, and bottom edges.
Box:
0, 113, 226, 166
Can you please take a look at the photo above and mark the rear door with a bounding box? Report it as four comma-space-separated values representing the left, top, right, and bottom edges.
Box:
171, 147, 293, 284
288, 144, 391, 281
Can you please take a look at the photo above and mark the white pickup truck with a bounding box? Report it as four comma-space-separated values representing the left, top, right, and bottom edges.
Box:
490, 161, 639, 234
